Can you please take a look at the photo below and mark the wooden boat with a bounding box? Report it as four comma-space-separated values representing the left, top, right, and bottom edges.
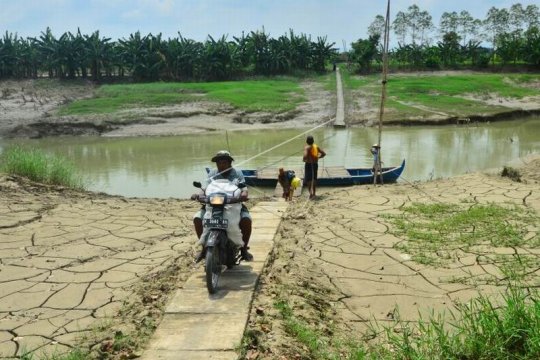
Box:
318, 159, 405, 186
207, 159, 405, 187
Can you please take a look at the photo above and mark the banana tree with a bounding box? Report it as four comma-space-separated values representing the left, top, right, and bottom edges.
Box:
166, 35, 202, 80
233, 31, 252, 69
248, 29, 271, 75
287, 30, 311, 71
34, 27, 61, 77
201, 35, 240, 80
17, 38, 41, 78
268, 36, 290, 74
310, 36, 336, 72
84, 30, 112, 80
0, 31, 19, 78
118, 31, 166, 81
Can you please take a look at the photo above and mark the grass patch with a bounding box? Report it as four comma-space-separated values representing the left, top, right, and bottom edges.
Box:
0, 146, 84, 189
317, 71, 336, 92
383, 202, 539, 284
385, 74, 528, 116
340, 71, 540, 120
266, 287, 540, 359
272, 299, 345, 359
59, 79, 305, 115
389, 74, 540, 99
371, 287, 540, 360
340, 68, 373, 89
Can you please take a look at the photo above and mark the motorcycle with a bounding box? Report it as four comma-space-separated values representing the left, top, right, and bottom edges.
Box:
192, 179, 246, 294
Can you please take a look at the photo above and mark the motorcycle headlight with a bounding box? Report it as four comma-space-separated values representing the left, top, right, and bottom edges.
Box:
209, 194, 225, 205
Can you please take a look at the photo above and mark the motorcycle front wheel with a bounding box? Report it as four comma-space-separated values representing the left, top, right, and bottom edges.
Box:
205, 246, 221, 294
225, 244, 237, 269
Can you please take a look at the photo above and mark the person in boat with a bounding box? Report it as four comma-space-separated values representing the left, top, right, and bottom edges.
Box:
303, 135, 326, 199
192, 150, 253, 262
371, 143, 381, 173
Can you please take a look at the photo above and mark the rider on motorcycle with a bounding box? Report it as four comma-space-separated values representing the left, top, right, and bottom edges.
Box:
192, 150, 253, 262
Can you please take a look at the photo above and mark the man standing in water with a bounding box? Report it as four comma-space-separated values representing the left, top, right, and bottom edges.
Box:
303, 135, 326, 200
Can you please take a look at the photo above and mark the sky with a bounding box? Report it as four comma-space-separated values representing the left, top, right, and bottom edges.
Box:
1, 0, 538, 51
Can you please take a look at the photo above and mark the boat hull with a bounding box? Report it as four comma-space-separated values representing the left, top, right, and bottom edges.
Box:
232, 159, 406, 187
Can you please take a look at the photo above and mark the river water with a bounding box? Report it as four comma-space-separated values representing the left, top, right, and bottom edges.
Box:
1, 117, 539, 199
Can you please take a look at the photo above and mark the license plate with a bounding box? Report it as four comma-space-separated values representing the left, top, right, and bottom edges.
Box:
204, 218, 228, 229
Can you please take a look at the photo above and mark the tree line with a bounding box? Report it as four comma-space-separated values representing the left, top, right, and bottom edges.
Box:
2, 2, 539, 82
0, 28, 336, 81
350, 2, 540, 72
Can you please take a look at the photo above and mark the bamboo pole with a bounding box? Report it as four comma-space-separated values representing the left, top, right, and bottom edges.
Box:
374, 0, 391, 185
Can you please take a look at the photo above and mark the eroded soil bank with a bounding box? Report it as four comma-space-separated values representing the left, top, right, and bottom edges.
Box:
1, 74, 540, 139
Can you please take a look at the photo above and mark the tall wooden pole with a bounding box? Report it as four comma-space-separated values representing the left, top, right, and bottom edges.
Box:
375, 0, 391, 185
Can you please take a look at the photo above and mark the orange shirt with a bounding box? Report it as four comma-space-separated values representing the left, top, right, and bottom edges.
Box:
304, 144, 320, 163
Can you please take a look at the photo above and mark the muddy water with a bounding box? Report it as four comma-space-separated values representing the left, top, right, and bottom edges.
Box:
1, 117, 539, 198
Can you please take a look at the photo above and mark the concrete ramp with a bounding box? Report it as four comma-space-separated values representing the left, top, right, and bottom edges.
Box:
141, 201, 288, 359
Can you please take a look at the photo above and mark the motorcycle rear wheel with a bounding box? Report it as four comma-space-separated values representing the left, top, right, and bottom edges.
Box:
205, 246, 221, 294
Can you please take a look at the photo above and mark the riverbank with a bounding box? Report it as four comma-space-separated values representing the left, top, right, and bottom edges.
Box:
1, 72, 540, 138
0, 155, 538, 358
244, 154, 540, 359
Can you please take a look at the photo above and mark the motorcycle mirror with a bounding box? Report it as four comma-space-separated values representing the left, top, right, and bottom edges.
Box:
193, 181, 202, 188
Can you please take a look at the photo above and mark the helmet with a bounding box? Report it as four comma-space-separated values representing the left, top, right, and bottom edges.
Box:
211, 150, 234, 162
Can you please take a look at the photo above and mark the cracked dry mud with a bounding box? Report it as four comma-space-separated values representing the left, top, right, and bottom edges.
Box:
0, 177, 200, 358
0, 157, 539, 359
245, 156, 540, 359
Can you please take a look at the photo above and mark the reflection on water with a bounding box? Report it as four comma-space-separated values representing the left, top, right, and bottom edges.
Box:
1, 117, 538, 198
